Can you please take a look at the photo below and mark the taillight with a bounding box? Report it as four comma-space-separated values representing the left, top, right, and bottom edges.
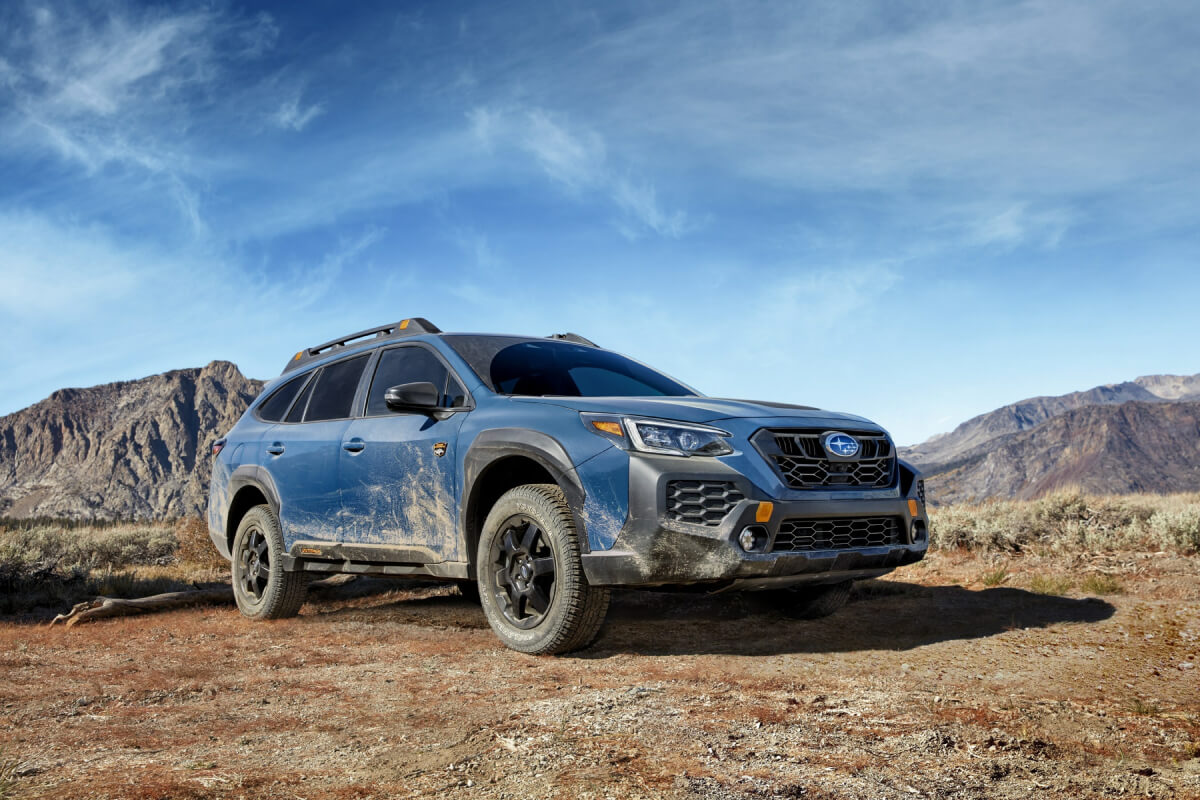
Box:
212, 438, 226, 457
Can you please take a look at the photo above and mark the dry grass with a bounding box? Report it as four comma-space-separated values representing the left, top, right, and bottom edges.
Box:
174, 516, 228, 569
980, 566, 1010, 586
0, 749, 17, 800
1079, 574, 1125, 595
929, 490, 1200, 554
0, 520, 224, 615
1028, 574, 1074, 596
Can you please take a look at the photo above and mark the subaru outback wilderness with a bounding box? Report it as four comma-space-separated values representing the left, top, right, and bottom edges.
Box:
209, 318, 928, 654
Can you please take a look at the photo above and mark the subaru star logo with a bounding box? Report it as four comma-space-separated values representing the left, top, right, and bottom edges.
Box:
824, 432, 860, 458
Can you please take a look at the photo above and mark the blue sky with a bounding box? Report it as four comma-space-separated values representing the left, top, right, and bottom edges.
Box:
2, 0, 1199, 445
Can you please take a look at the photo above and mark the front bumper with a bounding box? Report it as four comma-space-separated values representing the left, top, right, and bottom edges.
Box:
580, 452, 929, 588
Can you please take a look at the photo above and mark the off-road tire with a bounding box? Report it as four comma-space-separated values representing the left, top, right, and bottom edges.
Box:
231, 505, 308, 620
768, 581, 852, 620
477, 484, 610, 655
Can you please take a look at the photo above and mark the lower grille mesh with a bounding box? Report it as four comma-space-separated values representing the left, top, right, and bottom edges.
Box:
773, 517, 902, 552
665, 480, 745, 526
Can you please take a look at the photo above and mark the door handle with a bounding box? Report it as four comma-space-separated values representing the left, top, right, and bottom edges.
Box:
343, 438, 366, 453
266, 442, 285, 456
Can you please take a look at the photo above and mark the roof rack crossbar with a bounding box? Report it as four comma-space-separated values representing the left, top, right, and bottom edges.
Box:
281, 318, 441, 374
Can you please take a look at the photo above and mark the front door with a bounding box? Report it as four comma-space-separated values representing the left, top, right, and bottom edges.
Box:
338, 344, 469, 562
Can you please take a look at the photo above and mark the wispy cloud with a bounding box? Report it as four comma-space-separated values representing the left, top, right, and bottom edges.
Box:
611, 178, 691, 240
969, 204, 1075, 249
521, 109, 606, 190
468, 105, 691, 239
272, 92, 325, 132
0, 5, 274, 231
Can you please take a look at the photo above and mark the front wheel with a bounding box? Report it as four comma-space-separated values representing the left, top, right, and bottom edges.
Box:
231, 505, 308, 619
477, 484, 610, 655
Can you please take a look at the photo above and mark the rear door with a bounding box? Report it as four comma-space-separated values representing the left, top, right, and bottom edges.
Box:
264, 354, 370, 547
338, 344, 469, 562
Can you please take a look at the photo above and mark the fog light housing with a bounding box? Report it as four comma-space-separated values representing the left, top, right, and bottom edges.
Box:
910, 520, 927, 544
738, 525, 768, 553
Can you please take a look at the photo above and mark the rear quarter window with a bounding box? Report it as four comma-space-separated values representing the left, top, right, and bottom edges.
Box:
256, 373, 309, 422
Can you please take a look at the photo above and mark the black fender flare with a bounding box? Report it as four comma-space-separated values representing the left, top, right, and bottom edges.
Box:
225, 465, 283, 545
461, 428, 589, 556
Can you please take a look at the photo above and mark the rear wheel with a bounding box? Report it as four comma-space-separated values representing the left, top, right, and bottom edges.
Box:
767, 581, 852, 619
231, 505, 307, 619
477, 484, 610, 654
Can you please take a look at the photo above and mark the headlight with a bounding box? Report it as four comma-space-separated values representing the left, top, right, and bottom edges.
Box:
583, 414, 733, 457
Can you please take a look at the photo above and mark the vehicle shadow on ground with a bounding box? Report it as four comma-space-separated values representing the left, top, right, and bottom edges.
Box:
309, 578, 1117, 657
574, 582, 1117, 658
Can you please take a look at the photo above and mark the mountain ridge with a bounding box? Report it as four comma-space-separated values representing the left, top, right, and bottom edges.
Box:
901, 373, 1200, 472
923, 399, 1200, 504
0, 361, 264, 520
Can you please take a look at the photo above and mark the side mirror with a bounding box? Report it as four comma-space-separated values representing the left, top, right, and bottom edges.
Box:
384, 382, 440, 412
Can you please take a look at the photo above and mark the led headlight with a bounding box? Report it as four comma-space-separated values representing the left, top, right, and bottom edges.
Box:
625, 418, 733, 457
582, 414, 734, 457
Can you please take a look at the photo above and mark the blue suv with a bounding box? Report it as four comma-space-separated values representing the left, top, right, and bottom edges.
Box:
209, 318, 928, 653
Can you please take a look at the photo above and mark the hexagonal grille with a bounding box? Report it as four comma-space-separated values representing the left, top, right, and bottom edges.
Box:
773, 516, 902, 552
665, 480, 745, 526
759, 430, 895, 490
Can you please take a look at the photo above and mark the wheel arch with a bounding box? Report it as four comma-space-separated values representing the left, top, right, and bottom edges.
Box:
462, 429, 589, 577
225, 466, 282, 554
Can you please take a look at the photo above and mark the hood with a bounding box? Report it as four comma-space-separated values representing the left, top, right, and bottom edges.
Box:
511, 395, 881, 429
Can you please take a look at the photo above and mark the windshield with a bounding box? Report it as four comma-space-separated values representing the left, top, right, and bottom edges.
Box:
443, 336, 697, 397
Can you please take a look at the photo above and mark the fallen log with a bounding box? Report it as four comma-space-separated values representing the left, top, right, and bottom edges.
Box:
50, 587, 235, 627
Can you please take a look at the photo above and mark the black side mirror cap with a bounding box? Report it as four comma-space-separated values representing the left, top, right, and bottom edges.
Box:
385, 382, 440, 411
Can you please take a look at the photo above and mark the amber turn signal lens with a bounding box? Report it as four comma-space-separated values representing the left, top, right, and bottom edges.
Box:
908, 499, 919, 516
591, 420, 623, 437
755, 501, 773, 523
399, 319, 410, 329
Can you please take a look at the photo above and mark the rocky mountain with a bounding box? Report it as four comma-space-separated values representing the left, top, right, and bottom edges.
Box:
0, 362, 263, 520
924, 401, 1200, 504
901, 373, 1200, 471
900, 372, 1200, 504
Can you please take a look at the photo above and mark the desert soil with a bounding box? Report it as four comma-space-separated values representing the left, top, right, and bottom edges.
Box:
2, 550, 1198, 799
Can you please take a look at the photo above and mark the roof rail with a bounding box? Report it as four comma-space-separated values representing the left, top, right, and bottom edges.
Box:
281, 318, 441, 375
548, 332, 598, 347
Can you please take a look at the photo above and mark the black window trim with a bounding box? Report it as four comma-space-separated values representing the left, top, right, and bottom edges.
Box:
267, 351, 373, 425
360, 342, 475, 418
253, 370, 315, 423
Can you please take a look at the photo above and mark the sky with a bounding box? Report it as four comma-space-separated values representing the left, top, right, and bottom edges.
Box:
2, 0, 1199, 445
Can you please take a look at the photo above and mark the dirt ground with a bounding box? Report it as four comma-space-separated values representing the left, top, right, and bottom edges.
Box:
1, 550, 1197, 800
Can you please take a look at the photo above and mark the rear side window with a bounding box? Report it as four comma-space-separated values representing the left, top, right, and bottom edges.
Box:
366, 347, 467, 415
257, 374, 309, 422
286, 376, 316, 423
304, 355, 369, 422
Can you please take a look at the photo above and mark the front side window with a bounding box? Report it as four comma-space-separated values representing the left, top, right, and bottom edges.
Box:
366, 347, 467, 415
304, 355, 369, 421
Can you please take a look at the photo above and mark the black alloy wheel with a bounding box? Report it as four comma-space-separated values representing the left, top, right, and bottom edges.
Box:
489, 515, 558, 629
237, 526, 271, 601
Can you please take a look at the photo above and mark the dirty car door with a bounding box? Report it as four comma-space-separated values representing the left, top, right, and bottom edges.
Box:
338, 345, 468, 562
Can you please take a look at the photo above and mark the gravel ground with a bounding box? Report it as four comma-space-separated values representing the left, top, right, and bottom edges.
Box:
1, 550, 1197, 799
